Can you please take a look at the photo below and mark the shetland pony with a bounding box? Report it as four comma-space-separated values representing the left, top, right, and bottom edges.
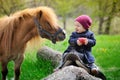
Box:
0, 6, 65, 80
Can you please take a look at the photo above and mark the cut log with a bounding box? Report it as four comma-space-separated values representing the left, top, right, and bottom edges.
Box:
37, 46, 62, 66
37, 46, 102, 80
43, 66, 101, 80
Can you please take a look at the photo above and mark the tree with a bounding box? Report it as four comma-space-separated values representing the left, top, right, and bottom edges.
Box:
50, 0, 74, 29
31, 0, 86, 30
0, 0, 26, 16
85, 0, 120, 34
104, 0, 120, 34
50, 0, 83, 30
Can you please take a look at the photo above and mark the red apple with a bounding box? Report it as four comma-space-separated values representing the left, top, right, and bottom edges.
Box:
78, 38, 86, 45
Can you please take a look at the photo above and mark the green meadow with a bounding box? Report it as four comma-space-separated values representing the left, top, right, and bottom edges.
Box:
42, 35, 120, 80
0, 35, 120, 80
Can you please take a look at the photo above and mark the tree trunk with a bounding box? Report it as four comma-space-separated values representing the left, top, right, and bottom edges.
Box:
98, 17, 104, 34
104, 1, 116, 34
63, 17, 66, 30
33, 0, 37, 7
43, 66, 102, 80
104, 17, 112, 34
98, 0, 104, 35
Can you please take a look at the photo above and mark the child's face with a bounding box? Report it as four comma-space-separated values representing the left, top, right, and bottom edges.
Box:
74, 21, 86, 33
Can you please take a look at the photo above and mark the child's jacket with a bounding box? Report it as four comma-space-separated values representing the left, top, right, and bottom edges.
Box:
63, 30, 96, 64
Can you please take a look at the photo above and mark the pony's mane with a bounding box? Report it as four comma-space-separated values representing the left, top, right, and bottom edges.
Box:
12, 6, 58, 28
0, 6, 58, 30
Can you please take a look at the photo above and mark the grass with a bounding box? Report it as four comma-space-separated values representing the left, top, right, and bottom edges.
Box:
0, 50, 54, 80
93, 35, 120, 80
0, 35, 120, 80
42, 35, 120, 80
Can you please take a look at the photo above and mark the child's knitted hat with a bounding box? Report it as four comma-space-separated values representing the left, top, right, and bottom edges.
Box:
75, 15, 92, 29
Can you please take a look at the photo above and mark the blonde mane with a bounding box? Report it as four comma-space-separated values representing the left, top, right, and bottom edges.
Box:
0, 6, 58, 30
12, 6, 58, 29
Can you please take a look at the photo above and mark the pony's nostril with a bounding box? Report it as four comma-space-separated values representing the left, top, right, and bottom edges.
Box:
57, 29, 66, 41
58, 33, 66, 40
63, 33, 66, 39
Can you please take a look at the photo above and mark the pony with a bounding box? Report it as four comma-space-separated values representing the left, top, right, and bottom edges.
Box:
0, 6, 65, 80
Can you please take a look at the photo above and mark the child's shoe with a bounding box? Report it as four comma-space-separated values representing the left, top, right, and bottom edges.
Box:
88, 63, 99, 75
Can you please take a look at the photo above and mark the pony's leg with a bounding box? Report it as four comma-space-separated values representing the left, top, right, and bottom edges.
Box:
1, 61, 8, 80
14, 55, 24, 80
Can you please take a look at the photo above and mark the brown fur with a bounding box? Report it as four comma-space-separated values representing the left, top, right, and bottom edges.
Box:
0, 6, 64, 80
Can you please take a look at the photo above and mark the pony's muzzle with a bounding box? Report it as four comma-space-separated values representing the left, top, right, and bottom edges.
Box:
52, 29, 65, 44
58, 29, 66, 41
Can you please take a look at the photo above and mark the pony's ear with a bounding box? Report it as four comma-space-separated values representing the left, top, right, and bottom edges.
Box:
39, 10, 42, 18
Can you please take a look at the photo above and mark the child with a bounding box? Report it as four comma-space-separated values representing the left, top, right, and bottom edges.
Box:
55, 15, 98, 74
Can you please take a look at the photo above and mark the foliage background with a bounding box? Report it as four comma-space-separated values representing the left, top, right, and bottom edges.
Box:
0, 0, 120, 35
0, 0, 120, 80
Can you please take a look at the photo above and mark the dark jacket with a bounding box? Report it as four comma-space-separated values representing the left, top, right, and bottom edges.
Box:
63, 30, 96, 64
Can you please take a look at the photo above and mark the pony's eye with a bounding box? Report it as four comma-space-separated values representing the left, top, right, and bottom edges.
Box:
46, 22, 51, 29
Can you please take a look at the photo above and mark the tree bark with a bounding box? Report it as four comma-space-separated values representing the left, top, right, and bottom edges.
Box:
43, 66, 101, 80
104, 1, 116, 34
104, 17, 111, 34
98, 17, 104, 34
63, 18, 66, 30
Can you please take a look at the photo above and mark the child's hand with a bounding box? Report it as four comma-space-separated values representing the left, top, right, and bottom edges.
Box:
78, 37, 88, 45
77, 39, 82, 46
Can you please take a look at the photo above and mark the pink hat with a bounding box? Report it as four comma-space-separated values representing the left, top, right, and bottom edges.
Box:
75, 15, 92, 29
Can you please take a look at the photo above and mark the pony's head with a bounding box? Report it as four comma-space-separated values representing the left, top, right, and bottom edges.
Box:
33, 7, 66, 43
